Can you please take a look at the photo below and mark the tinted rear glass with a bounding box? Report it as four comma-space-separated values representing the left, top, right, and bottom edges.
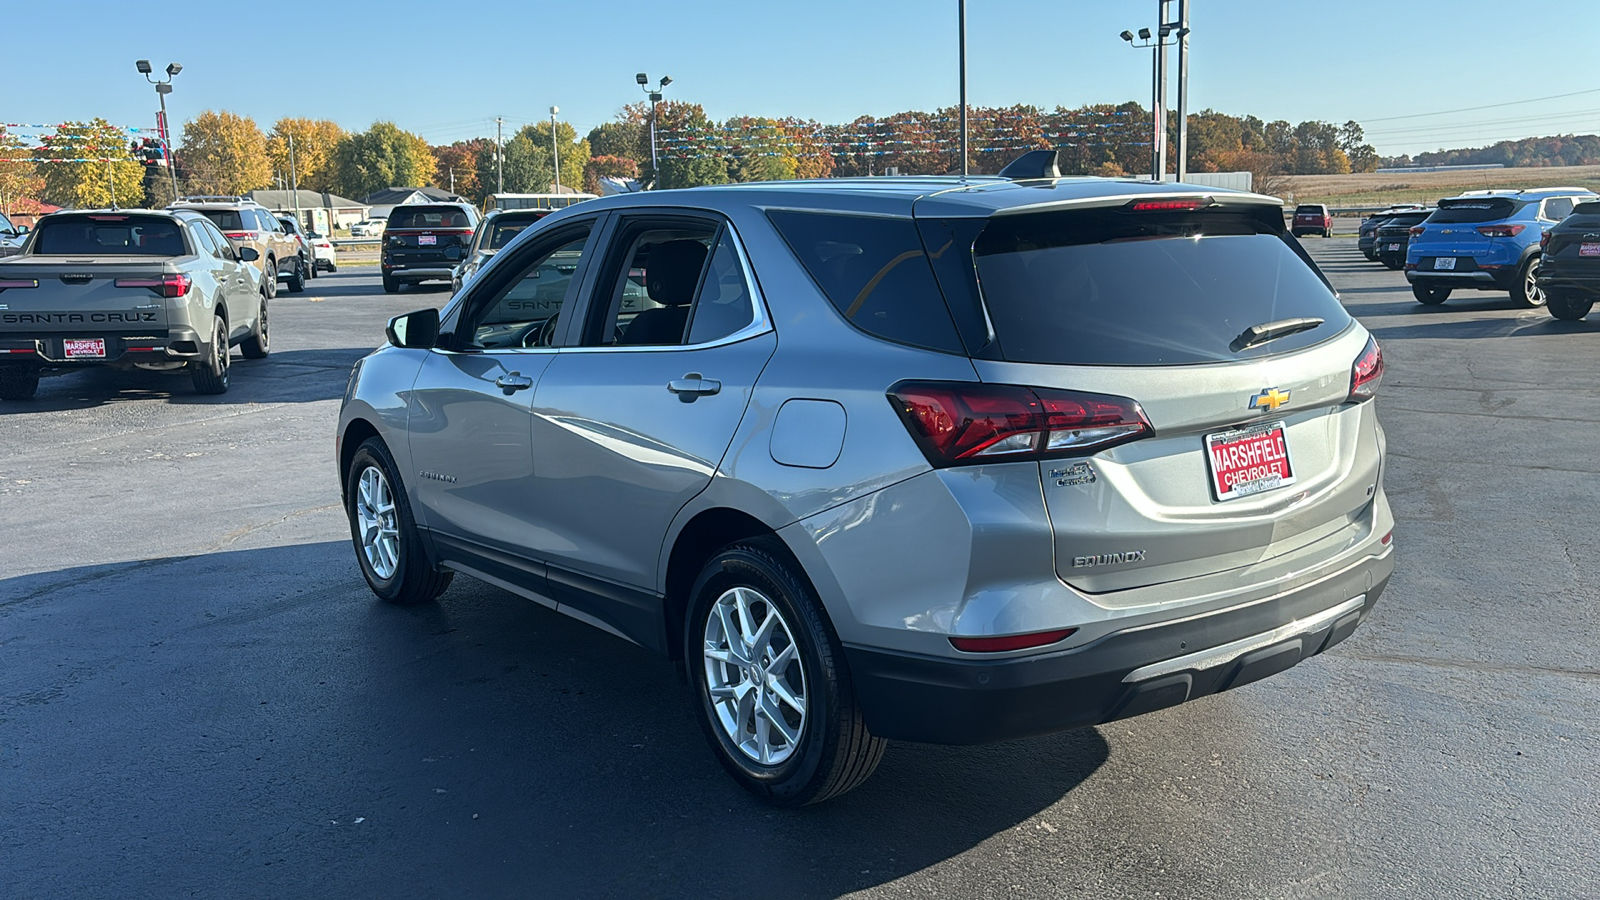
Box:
1572, 200, 1600, 216
388, 206, 472, 229
767, 210, 963, 353
1379, 212, 1430, 228
33, 215, 189, 256
970, 207, 1350, 366
1294, 205, 1325, 215
487, 214, 545, 249
196, 210, 245, 231
1429, 199, 1518, 224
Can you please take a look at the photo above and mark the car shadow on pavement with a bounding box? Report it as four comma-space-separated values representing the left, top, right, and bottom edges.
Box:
3, 541, 1109, 899
1, 346, 378, 411
1365, 313, 1597, 342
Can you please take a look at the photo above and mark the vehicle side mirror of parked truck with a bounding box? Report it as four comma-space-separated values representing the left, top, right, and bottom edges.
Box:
385, 308, 439, 349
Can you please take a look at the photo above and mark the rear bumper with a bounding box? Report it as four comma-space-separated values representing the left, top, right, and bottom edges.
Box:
843, 544, 1394, 745
1537, 263, 1600, 293
1405, 269, 1512, 289
0, 325, 205, 365
381, 264, 455, 282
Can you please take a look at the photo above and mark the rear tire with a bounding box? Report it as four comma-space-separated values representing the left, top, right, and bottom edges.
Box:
1513, 256, 1547, 308
0, 364, 39, 401
263, 256, 278, 299
382, 274, 400, 294
686, 537, 886, 806
1546, 289, 1593, 321
1413, 284, 1451, 306
189, 314, 231, 394
240, 290, 270, 359
285, 256, 306, 293
345, 437, 453, 605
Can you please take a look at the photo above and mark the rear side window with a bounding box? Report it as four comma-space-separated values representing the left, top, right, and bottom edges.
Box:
1543, 197, 1576, 220
767, 210, 963, 353
968, 206, 1350, 366
198, 209, 245, 231
1429, 199, 1519, 224
389, 206, 472, 229
32, 215, 188, 256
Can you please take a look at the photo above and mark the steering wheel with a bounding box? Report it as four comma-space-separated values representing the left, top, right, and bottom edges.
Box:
517, 316, 559, 348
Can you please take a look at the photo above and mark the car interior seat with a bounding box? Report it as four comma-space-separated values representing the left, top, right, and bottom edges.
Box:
617, 239, 708, 345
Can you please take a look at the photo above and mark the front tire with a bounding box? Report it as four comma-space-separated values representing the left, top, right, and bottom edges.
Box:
346, 438, 453, 605
240, 290, 270, 359
1546, 289, 1594, 321
189, 314, 231, 394
686, 538, 885, 806
1413, 284, 1451, 306
1513, 256, 1547, 308
0, 364, 39, 401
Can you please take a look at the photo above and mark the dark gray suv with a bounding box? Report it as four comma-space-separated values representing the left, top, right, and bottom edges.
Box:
337, 172, 1395, 805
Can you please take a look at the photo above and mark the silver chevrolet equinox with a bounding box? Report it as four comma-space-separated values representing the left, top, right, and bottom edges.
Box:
337, 168, 1395, 806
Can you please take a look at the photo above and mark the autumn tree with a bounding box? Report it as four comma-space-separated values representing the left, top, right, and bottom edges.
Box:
431, 138, 490, 200
266, 118, 345, 192
583, 155, 639, 194
723, 116, 796, 183
0, 129, 44, 212
475, 133, 549, 195
37, 119, 145, 209
586, 121, 645, 166
518, 120, 589, 191
329, 122, 436, 200
180, 110, 271, 196
621, 101, 728, 188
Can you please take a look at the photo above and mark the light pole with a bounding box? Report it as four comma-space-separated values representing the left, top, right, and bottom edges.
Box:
549, 106, 560, 192
636, 73, 672, 185
958, 0, 968, 178
1174, 0, 1191, 182
1119, 29, 1160, 180
135, 59, 182, 202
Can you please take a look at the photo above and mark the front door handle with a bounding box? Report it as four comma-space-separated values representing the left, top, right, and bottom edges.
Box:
494, 371, 534, 394
667, 373, 721, 401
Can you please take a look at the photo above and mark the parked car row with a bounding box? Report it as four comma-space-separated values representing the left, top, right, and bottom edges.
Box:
1349, 187, 1600, 318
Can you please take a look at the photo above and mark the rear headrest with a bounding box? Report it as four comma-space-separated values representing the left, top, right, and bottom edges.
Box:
646, 240, 708, 307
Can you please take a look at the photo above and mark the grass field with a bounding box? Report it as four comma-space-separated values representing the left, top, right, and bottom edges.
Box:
1280, 165, 1600, 208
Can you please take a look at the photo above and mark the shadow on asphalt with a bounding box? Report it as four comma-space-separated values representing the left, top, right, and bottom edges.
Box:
3, 542, 1109, 898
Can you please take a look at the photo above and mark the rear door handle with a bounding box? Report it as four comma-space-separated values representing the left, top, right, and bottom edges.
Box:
494, 372, 534, 393
667, 373, 721, 401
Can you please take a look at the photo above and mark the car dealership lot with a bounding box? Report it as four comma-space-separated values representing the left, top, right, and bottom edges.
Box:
3, 250, 1597, 897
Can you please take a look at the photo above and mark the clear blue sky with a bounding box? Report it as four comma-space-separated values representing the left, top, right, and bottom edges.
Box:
10, 0, 1598, 158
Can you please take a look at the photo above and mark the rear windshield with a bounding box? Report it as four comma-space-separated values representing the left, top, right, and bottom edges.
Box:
388, 206, 472, 229
1429, 199, 1519, 224
32, 215, 189, 256
1294, 205, 1326, 215
967, 207, 1350, 366
1571, 200, 1600, 216
1379, 212, 1431, 228
486, 214, 545, 249
196, 210, 245, 231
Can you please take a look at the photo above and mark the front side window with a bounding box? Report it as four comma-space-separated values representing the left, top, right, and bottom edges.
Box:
459, 226, 592, 350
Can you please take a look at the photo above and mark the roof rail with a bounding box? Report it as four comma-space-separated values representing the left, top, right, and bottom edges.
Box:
175, 195, 250, 203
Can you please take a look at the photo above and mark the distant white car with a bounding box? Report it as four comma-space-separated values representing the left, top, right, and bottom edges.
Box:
350, 218, 387, 238
305, 230, 338, 272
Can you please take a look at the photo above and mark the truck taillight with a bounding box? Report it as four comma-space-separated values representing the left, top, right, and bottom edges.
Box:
0, 278, 38, 290
1409, 226, 1425, 237
1350, 335, 1384, 402
1476, 224, 1524, 237
887, 381, 1151, 467
115, 273, 192, 298
1540, 230, 1552, 250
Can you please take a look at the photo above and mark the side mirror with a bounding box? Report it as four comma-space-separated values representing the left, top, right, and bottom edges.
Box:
15, 225, 28, 234
386, 307, 440, 349
237, 246, 260, 262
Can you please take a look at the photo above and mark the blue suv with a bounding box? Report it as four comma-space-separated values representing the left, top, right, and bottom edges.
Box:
1405, 188, 1595, 307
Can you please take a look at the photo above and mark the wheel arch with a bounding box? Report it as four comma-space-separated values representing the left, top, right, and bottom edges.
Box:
663, 507, 776, 664
339, 417, 382, 493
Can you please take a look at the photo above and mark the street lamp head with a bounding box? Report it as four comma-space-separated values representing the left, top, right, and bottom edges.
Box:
636, 72, 649, 85
1137, 27, 1151, 40
136, 59, 152, 74
155, 83, 173, 95
1120, 30, 1134, 42
166, 62, 182, 76
659, 75, 671, 87
550, 105, 559, 115
648, 92, 662, 103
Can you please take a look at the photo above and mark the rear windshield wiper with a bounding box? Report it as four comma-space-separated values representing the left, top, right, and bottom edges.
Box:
1230, 317, 1324, 353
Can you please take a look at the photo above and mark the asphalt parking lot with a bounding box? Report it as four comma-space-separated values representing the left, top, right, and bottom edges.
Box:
3, 246, 1598, 899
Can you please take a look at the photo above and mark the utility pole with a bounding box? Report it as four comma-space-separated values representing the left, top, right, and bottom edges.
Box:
1155, 1, 1169, 182
958, 0, 968, 178
288, 133, 300, 225
496, 116, 504, 194
550, 106, 561, 192
449, 166, 455, 194
1175, 0, 1190, 182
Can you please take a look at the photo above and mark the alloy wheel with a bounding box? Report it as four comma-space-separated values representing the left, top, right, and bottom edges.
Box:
355, 465, 400, 580
703, 586, 808, 766
1525, 258, 1545, 306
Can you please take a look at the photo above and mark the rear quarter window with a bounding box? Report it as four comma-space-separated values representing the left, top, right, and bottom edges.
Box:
32, 215, 189, 256
766, 210, 964, 353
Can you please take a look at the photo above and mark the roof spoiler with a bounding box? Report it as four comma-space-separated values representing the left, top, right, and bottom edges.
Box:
998, 149, 1061, 180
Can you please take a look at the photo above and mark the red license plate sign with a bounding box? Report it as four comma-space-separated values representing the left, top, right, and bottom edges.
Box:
1580, 242, 1600, 257
417, 234, 437, 245
1207, 421, 1295, 501
63, 338, 106, 359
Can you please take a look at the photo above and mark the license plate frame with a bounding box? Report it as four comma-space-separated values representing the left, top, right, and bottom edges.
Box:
1580, 242, 1600, 258
417, 234, 437, 246
1433, 257, 1456, 270
1206, 421, 1296, 502
62, 337, 106, 359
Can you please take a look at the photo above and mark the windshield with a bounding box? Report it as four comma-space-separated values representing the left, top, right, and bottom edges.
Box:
966, 206, 1349, 366
33, 214, 189, 256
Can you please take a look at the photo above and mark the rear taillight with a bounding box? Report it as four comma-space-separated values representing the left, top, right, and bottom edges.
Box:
1476, 224, 1524, 237
115, 273, 191, 298
1540, 231, 1552, 250
1350, 336, 1383, 402
1409, 226, 1425, 237
887, 381, 1152, 467
0, 278, 38, 290
950, 628, 1077, 653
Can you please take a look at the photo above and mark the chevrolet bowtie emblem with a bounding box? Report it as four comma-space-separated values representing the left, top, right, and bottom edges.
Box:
1250, 388, 1290, 411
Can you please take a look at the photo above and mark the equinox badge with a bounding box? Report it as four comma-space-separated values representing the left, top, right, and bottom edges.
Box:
1249, 387, 1290, 412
